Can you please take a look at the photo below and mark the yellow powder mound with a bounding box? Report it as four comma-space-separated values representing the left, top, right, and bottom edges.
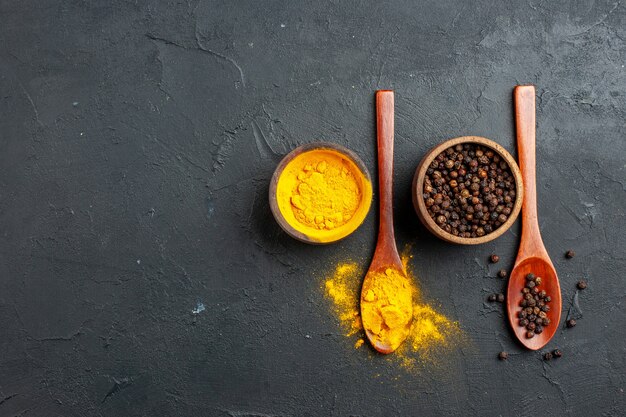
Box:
290, 160, 360, 230
275, 149, 372, 243
322, 249, 464, 370
361, 268, 413, 352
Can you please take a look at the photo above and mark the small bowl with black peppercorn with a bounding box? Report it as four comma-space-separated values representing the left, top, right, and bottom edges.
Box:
412, 136, 524, 245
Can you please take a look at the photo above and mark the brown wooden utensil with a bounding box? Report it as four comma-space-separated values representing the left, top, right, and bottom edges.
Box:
360, 90, 412, 354
507, 85, 562, 350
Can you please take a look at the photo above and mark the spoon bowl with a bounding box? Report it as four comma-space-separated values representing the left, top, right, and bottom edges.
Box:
507, 85, 562, 350
507, 257, 561, 350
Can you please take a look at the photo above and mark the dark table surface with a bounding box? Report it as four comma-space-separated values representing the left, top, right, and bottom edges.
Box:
1, 1, 625, 416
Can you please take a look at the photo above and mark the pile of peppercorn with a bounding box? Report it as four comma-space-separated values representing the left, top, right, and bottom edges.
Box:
422, 143, 517, 238
518, 273, 551, 338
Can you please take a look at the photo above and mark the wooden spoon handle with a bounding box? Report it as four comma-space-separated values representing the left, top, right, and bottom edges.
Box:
514, 85, 543, 254
375, 90, 399, 256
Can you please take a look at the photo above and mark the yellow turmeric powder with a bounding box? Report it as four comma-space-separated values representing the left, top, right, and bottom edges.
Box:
322, 248, 464, 371
324, 263, 362, 337
361, 268, 413, 352
276, 149, 372, 243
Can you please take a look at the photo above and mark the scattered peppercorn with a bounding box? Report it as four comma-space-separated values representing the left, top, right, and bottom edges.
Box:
496, 293, 505, 303
422, 144, 517, 238
490, 254, 500, 263
543, 352, 553, 361
498, 351, 509, 360
498, 269, 507, 278
553, 349, 562, 358
565, 250, 575, 259
566, 319, 577, 328
577, 280, 587, 290
488, 294, 497, 302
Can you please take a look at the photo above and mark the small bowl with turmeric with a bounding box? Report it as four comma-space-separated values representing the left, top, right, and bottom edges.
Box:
270, 142, 373, 244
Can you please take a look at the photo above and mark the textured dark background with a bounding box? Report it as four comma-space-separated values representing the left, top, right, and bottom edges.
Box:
1, 0, 625, 416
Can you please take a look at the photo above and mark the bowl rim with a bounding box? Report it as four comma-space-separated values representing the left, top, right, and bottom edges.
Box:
269, 142, 373, 244
412, 135, 524, 245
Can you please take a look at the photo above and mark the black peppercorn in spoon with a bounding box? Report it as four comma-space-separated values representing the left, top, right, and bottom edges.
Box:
506, 85, 562, 350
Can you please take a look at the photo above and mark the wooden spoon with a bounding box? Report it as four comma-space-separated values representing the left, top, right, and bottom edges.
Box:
507, 85, 562, 350
360, 90, 412, 354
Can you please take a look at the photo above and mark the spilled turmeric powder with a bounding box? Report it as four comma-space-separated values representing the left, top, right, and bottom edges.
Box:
275, 148, 372, 243
324, 263, 362, 337
323, 248, 464, 370
361, 268, 413, 352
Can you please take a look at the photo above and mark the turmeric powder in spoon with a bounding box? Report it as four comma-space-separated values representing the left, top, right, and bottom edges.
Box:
361, 267, 413, 351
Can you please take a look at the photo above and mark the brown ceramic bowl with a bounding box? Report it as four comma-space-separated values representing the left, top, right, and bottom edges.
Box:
412, 136, 523, 245
269, 142, 373, 244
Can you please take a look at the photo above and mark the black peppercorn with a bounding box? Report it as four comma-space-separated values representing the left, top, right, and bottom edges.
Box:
522, 287, 530, 294
543, 352, 553, 361
544, 296, 552, 303
542, 318, 551, 326
498, 351, 508, 360
553, 349, 562, 358
518, 310, 527, 319
577, 280, 587, 290
496, 293, 505, 303
526, 331, 535, 339
527, 322, 536, 331
566, 319, 577, 328
519, 318, 529, 326
490, 254, 500, 263
527, 281, 536, 288
534, 276, 542, 285
534, 325, 543, 334
565, 250, 575, 259
526, 273, 536, 281
498, 269, 507, 278
423, 144, 517, 238
488, 294, 497, 302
